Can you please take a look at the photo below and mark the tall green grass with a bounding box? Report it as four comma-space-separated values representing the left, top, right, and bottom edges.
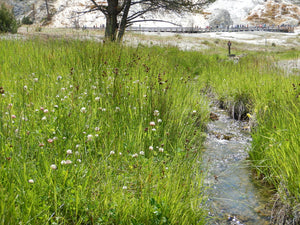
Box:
0, 37, 299, 223
193, 51, 300, 205
0, 39, 210, 224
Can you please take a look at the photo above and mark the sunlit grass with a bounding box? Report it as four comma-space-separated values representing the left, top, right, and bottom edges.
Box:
0, 39, 210, 224
0, 36, 299, 223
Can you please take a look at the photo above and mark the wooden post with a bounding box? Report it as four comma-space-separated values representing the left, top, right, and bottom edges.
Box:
227, 41, 232, 56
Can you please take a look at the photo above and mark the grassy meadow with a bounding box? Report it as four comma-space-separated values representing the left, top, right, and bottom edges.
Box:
0, 36, 299, 224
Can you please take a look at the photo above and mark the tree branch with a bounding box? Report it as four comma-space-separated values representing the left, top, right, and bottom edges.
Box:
89, 0, 107, 15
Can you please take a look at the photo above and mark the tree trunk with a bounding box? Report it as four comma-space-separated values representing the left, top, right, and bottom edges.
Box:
45, 0, 49, 17
105, 0, 119, 41
117, 0, 131, 42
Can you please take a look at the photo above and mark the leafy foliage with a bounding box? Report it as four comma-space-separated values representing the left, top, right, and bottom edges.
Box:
0, 3, 18, 33
22, 16, 33, 25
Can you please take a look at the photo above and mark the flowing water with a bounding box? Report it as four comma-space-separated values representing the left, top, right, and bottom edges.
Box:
203, 107, 273, 225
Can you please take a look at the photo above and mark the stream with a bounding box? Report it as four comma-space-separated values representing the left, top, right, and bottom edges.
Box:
203, 107, 273, 225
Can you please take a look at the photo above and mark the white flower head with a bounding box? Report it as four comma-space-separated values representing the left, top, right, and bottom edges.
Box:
150, 121, 155, 126
66, 149, 72, 155
23, 85, 28, 90
159, 147, 164, 153
153, 110, 159, 116
122, 186, 128, 190
139, 151, 145, 155
87, 134, 93, 141
50, 164, 57, 170
80, 107, 87, 113
61, 160, 66, 165
149, 146, 154, 151
95, 97, 100, 101
28, 179, 34, 184
132, 153, 138, 158
65, 160, 72, 164
41, 116, 47, 121
110, 150, 115, 155
158, 119, 162, 123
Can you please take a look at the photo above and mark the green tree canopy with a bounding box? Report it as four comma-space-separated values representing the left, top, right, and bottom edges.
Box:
0, 3, 18, 34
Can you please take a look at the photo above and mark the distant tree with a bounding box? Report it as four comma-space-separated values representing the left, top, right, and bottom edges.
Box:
0, 3, 18, 33
87, 0, 215, 42
44, 0, 56, 23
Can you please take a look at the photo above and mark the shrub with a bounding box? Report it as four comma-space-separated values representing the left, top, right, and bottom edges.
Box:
0, 3, 18, 33
22, 16, 33, 25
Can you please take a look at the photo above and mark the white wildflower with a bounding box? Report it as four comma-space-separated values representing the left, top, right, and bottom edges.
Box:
50, 164, 57, 170
110, 150, 115, 155
87, 134, 93, 141
150, 121, 155, 126
80, 107, 87, 113
153, 110, 159, 116
66, 149, 72, 155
